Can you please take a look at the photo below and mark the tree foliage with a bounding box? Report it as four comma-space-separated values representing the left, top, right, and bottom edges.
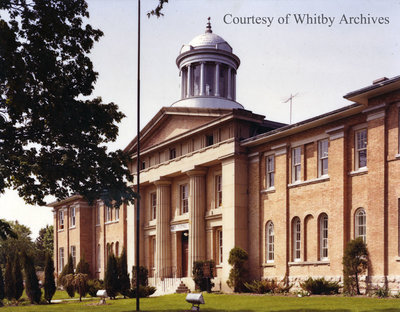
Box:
105, 253, 118, 299
76, 254, 90, 275
343, 238, 369, 295
0, 0, 135, 207
227, 247, 248, 293
0, 264, 4, 303
23, 252, 42, 304
117, 247, 130, 298
44, 253, 56, 304
4, 258, 15, 301
147, 0, 168, 17
35, 225, 54, 268
72, 273, 89, 301
59, 254, 75, 297
0, 219, 16, 240
13, 255, 23, 301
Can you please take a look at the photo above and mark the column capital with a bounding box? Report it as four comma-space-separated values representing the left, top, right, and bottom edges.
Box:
186, 167, 208, 177
154, 179, 172, 186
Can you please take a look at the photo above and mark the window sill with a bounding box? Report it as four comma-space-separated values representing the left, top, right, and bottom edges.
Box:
349, 168, 368, 177
395, 257, 400, 262
58, 229, 64, 232
288, 176, 330, 188
96, 224, 100, 227
105, 220, 119, 225
288, 261, 330, 267
395, 154, 400, 159
69, 226, 76, 230
262, 263, 276, 268
215, 265, 223, 269
261, 187, 276, 194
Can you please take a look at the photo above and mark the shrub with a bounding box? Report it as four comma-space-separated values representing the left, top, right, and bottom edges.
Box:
105, 253, 119, 299
58, 254, 74, 297
244, 279, 277, 294
300, 277, 340, 295
192, 260, 215, 292
87, 279, 104, 297
23, 253, 42, 304
0, 266, 5, 304
342, 238, 369, 295
72, 273, 89, 301
4, 258, 15, 301
227, 247, 248, 292
131, 265, 149, 287
126, 285, 156, 298
62, 274, 76, 298
76, 255, 90, 275
375, 286, 389, 298
13, 255, 23, 301
43, 253, 56, 303
118, 247, 130, 297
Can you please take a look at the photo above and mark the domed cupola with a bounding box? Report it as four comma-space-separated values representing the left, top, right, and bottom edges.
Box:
172, 18, 243, 109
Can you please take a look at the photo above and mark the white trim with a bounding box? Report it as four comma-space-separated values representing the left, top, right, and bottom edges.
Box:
288, 175, 330, 188
275, 148, 287, 156
250, 158, 259, 163
325, 125, 345, 134
291, 133, 329, 148
271, 143, 287, 150
329, 132, 344, 140
367, 111, 385, 122
362, 103, 386, 113
349, 168, 368, 176
352, 122, 368, 131
261, 187, 276, 194
248, 152, 259, 158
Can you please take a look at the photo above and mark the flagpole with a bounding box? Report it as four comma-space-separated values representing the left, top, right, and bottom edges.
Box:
136, 0, 141, 310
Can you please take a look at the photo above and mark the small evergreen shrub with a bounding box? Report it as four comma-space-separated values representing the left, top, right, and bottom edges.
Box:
43, 253, 56, 303
118, 248, 130, 297
375, 286, 389, 298
126, 285, 156, 298
300, 277, 340, 295
105, 253, 119, 299
23, 253, 42, 304
244, 279, 277, 294
58, 254, 75, 297
87, 279, 104, 297
62, 274, 76, 298
76, 255, 90, 275
13, 256, 23, 301
4, 258, 15, 301
131, 265, 149, 287
227, 247, 248, 292
192, 260, 215, 292
72, 273, 89, 301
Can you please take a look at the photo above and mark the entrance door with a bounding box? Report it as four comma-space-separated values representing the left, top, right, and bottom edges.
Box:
181, 231, 189, 277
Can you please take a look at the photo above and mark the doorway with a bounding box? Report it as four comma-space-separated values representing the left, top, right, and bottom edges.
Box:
181, 230, 189, 277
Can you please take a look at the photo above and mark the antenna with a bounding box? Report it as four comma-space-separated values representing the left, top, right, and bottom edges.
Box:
283, 93, 299, 124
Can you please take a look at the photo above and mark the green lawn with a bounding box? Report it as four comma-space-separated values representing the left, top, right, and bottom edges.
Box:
2, 293, 400, 311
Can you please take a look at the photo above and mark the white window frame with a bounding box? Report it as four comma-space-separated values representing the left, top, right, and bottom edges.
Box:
70, 207, 76, 228
97, 244, 101, 272
319, 214, 328, 260
215, 175, 222, 208
96, 204, 101, 225
59, 247, 64, 271
59, 210, 64, 230
150, 192, 157, 220
293, 218, 301, 262
106, 206, 112, 222
71, 245, 76, 268
266, 221, 274, 263
266, 155, 275, 188
292, 147, 301, 183
318, 139, 329, 177
115, 207, 120, 221
180, 184, 189, 214
355, 129, 367, 170
217, 229, 223, 264
355, 208, 366, 242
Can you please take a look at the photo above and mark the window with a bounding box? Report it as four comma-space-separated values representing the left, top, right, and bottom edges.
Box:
398, 109, 400, 154
293, 218, 301, 261
115, 242, 119, 257
59, 247, 64, 271
152, 237, 156, 269
292, 147, 301, 183
355, 208, 366, 242
266, 155, 275, 188
141, 161, 146, 170
180, 184, 189, 214
169, 148, 176, 160
318, 139, 329, 176
115, 208, 120, 221
319, 214, 328, 260
355, 129, 367, 170
215, 175, 222, 207
96, 204, 101, 225
217, 229, 223, 264
266, 221, 274, 262
150, 192, 157, 220
97, 244, 101, 272
106, 206, 112, 222
71, 245, 76, 268
59, 210, 64, 230
70, 207, 76, 227
205, 134, 214, 147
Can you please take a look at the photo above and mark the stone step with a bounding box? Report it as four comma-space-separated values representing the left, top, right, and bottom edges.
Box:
176, 281, 190, 293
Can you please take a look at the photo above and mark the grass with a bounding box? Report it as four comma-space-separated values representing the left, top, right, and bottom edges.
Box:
2, 293, 400, 311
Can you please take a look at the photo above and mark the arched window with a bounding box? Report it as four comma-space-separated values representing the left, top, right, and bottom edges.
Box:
293, 217, 301, 261
355, 208, 366, 242
115, 242, 119, 257
319, 214, 328, 260
266, 221, 274, 262
110, 242, 114, 255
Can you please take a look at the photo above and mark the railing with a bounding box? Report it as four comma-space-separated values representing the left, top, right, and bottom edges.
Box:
148, 266, 184, 293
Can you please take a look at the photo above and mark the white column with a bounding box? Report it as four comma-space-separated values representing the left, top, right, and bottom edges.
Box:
215, 63, 220, 97
180, 69, 184, 99
187, 64, 192, 98
199, 62, 205, 96
227, 67, 232, 100
187, 168, 207, 276
155, 180, 171, 279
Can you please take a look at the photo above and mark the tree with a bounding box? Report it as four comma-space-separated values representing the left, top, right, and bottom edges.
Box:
0, 219, 16, 240
0, 264, 4, 305
23, 253, 42, 304
72, 273, 89, 302
105, 253, 118, 299
43, 253, 56, 304
4, 258, 15, 301
343, 238, 369, 295
76, 254, 90, 275
13, 255, 23, 301
59, 254, 75, 298
35, 225, 54, 268
147, 0, 169, 17
0, 0, 135, 208
118, 247, 130, 298
227, 247, 248, 293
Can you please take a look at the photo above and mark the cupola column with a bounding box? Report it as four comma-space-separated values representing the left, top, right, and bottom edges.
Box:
227, 67, 232, 100
199, 62, 205, 96
180, 69, 185, 99
186, 65, 192, 98
215, 63, 220, 97
155, 179, 172, 279
187, 168, 207, 276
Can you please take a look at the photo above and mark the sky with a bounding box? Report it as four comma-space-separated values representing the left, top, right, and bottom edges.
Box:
1, 0, 399, 239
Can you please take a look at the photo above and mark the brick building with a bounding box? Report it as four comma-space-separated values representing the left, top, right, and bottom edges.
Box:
49, 21, 400, 292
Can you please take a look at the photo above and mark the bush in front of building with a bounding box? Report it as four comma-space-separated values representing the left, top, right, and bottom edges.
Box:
13, 255, 23, 301
342, 238, 369, 295
131, 265, 149, 288
192, 260, 215, 292
58, 254, 75, 298
4, 257, 15, 301
43, 253, 56, 303
0, 265, 5, 306
23, 252, 42, 304
125, 285, 156, 298
105, 253, 119, 299
118, 247, 130, 298
227, 247, 248, 292
76, 255, 90, 275
87, 279, 104, 297
244, 279, 277, 294
72, 273, 89, 301
300, 277, 340, 295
